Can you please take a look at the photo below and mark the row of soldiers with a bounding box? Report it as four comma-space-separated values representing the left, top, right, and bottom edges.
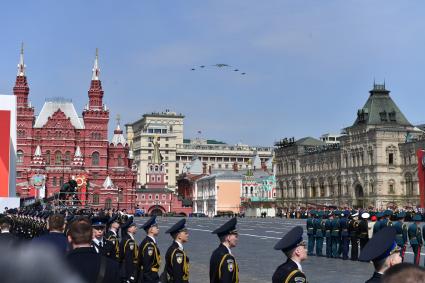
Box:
306, 209, 425, 265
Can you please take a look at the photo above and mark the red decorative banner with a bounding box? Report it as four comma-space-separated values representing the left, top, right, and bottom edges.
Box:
0, 110, 11, 197
417, 150, 425, 208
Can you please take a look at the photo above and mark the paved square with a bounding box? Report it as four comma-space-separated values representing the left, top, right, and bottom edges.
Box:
131, 217, 421, 283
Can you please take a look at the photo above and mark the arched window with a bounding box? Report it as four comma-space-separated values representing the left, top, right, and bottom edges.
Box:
17, 150, 24, 163
155, 194, 159, 199
52, 177, 57, 187
162, 194, 166, 199
105, 198, 112, 209
93, 194, 99, 205
155, 166, 159, 172
55, 151, 62, 165
65, 151, 71, 165
60, 177, 64, 187
118, 155, 123, 166
92, 152, 99, 166
149, 195, 152, 199
45, 150, 50, 165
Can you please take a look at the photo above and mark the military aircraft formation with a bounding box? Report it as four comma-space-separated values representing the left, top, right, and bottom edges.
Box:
191, 64, 246, 75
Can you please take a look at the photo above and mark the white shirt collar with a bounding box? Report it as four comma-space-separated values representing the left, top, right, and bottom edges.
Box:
148, 235, 156, 244
223, 244, 232, 255
109, 229, 117, 236
292, 258, 302, 272
128, 232, 135, 240
175, 240, 184, 250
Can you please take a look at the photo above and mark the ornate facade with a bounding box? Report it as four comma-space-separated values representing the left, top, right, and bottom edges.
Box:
14, 47, 136, 210
275, 84, 422, 209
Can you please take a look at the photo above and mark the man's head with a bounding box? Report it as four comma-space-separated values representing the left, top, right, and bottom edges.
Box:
166, 219, 188, 243
0, 217, 11, 231
127, 223, 138, 235
67, 218, 92, 247
382, 262, 425, 283
172, 229, 189, 243
142, 216, 159, 237
219, 232, 239, 248
110, 221, 120, 231
274, 226, 307, 262
284, 241, 308, 262
359, 227, 401, 273
48, 214, 65, 232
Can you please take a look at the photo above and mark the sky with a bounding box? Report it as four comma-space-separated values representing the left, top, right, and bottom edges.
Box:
1, 1, 425, 146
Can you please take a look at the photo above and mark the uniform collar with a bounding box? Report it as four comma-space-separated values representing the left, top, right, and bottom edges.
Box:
291, 258, 302, 272
175, 240, 184, 251
221, 243, 232, 255
128, 232, 135, 240
109, 229, 117, 236
148, 235, 156, 244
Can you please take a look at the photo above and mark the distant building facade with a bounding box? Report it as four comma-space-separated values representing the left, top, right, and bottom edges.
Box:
135, 137, 192, 216
14, 48, 136, 210
275, 84, 422, 209
126, 112, 273, 190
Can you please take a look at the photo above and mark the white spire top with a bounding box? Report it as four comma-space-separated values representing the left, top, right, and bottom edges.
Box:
92, 48, 100, 81
17, 42, 26, 77
103, 175, 114, 189
34, 145, 41, 156
74, 146, 82, 157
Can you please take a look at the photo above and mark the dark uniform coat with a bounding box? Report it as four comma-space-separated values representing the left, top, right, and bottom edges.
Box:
272, 258, 307, 283
364, 272, 382, 283
92, 237, 116, 259
164, 241, 189, 283
66, 247, 120, 283
120, 233, 139, 282
138, 236, 161, 283
32, 231, 69, 255
105, 230, 120, 261
209, 243, 239, 283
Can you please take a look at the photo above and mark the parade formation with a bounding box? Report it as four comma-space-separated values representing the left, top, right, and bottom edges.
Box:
2, 205, 425, 282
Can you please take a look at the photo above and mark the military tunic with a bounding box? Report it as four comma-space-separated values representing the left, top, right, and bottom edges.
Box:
209, 243, 239, 283
106, 230, 120, 261
120, 233, 139, 282
92, 237, 116, 260
364, 272, 382, 283
393, 221, 408, 261
348, 219, 359, 260
138, 236, 161, 283
306, 217, 315, 256
358, 219, 369, 251
408, 222, 422, 265
272, 258, 307, 283
164, 241, 189, 283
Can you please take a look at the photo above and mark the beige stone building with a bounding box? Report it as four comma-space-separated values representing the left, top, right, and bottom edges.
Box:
275, 84, 423, 209
126, 110, 273, 190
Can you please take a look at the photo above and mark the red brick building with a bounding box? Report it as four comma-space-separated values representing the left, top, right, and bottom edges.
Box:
136, 137, 192, 216
14, 47, 136, 210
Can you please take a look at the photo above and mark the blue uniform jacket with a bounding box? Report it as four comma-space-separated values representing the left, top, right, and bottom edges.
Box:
393, 221, 408, 246
408, 223, 423, 246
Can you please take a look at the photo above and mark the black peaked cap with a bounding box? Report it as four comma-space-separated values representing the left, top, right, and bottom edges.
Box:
274, 226, 304, 251
165, 219, 186, 234
142, 216, 157, 231
212, 217, 237, 237
359, 227, 397, 262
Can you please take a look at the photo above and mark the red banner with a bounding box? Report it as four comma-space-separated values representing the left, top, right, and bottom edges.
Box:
417, 150, 425, 208
0, 110, 11, 197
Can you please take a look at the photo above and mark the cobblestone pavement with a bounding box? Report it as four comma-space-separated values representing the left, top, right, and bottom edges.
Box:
133, 217, 421, 283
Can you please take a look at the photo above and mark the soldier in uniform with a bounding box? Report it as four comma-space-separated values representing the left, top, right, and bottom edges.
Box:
120, 218, 139, 283
210, 217, 239, 283
325, 212, 333, 258
331, 211, 340, 258
393, 212, 408, 262
359, 227, 402, 283
348, 211, 359, 260
408, 214, 423, 265
359, 212, 370, 251
105, 214, 121, 262
314, 211, 325, 257
162, 219, 189, 283
306, 210, 315, 256
138, 216, 161, 283
340, 210, 350, 260
272, 226, 307, 283
91, 216, 116, 260
373, 212, 383, 235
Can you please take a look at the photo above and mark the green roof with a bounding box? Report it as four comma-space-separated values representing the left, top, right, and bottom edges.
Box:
353, 84, 412, 127
206, 139, 226, 144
